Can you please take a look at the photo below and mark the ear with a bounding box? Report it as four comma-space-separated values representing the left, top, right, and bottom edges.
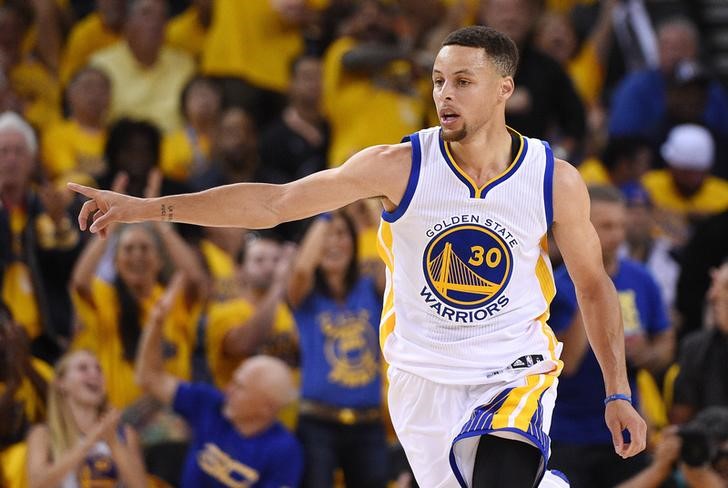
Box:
499, 77, 515, 101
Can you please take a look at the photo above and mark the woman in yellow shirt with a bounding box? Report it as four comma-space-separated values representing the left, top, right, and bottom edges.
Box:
70, 221, 205, 408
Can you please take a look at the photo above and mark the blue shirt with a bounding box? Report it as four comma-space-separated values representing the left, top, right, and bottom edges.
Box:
549, 259, 669, 445
173, 383, 303, 488
294, 276, 383, 408
608, 68, 728, 139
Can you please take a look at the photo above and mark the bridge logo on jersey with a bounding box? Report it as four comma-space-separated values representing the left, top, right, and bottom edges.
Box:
422, 224, 512, 310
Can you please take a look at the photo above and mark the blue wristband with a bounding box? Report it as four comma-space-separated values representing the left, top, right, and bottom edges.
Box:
604, 393, 632, 406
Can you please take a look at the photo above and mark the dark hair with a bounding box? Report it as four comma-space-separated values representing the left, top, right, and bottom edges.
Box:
442, 26, 519, 77
314, 212, 360, 299
602, 136, 651, 171
236, 229, 285, 265
587, 185, 625, 205
104, 118, 161, 170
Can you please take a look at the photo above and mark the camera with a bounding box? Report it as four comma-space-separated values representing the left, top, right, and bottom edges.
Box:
678, 424, 714, 467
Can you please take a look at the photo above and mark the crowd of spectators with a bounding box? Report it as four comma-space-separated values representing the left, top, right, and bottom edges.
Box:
2, 0, 728, 487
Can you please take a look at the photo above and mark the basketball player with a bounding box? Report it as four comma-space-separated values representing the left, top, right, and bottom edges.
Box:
69, 26, 646, 488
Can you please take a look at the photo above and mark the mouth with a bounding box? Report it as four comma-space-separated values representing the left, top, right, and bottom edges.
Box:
83, 381, 102, 395
439, 111, 460, 127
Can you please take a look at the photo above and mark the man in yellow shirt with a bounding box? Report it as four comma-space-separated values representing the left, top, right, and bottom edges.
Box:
642, 124, 728, 245
90, 0, 194, 133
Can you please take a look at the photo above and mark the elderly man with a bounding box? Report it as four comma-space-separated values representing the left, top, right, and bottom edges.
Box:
90, 0, 195, 132
136, 276, 303, 488
0, 112, 82, 361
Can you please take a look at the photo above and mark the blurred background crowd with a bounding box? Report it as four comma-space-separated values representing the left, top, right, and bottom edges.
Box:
1, 0, 728, 487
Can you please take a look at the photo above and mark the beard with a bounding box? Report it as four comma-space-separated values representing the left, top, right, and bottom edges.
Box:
441, 125, 467, 142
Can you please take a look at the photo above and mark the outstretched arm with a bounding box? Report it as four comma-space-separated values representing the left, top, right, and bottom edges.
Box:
551, 159, 646, 458
134, 273, 185, 406
69, 144, 411, 235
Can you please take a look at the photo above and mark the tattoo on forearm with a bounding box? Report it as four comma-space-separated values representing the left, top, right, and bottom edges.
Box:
160, 204, 174, 222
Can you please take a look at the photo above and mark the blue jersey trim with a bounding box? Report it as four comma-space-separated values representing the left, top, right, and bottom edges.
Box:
382, 133, 422, 223
479, 136, 528, 200
542, 141, 555, 230
438, 130, 477, 198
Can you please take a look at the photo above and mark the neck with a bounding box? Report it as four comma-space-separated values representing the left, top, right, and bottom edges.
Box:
127, 40, 159, 68
325, 272, 347, 299
628, 237, 652, 263
68, 401, 100, 435
129, 281, 154, 300
231, 416, 271, 437
73, 113, 105, 131
290, 102, 320, 125
447, 120, 513, 185
189, 118, 215, 136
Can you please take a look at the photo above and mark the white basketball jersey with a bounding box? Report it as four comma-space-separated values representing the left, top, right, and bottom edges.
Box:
377, 126, 563, 385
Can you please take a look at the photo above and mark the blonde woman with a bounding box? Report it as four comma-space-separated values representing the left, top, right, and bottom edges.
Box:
25, 350, 147, 488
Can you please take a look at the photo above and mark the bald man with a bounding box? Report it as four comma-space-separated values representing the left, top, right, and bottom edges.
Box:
135, 276, 303, 488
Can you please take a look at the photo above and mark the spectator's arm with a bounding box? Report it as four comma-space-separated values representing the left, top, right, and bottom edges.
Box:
69, 233, 110, 303
643, 328, 675, 374
553, 66, 587, 143
155, 222, 207, 304
287, 217, 330, 308
590, 0, 617, 65
616, 426, 681, 488
134, 274, 184, 406
29, 0, 62, 72
223, 244, 297, 357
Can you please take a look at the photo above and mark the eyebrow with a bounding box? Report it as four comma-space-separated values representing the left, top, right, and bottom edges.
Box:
432, 69, 476, 76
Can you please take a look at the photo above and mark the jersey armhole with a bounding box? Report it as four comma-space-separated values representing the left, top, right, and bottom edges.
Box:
382, 132, 422, 223
542, 141, 555, 231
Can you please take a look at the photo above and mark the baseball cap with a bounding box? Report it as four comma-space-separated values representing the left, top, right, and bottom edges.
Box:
660, 124, 715, 171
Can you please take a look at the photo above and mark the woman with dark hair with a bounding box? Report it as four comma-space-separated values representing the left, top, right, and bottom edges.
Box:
25, 350, 147, 488
0, 303, 51, 487
69, 221, 205, 408
288, 209, 388, 488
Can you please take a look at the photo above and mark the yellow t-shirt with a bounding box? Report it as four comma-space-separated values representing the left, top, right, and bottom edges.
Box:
9, 59, 60, 132
322, 37, 427, 167
205, 297, 299, 429
205, 298, 298, 389
568, 40, 604, 106
90, 42, 195, 133
201, 0, 308, 93
2, 208, 41, 339
199, 239, 239, 302
41, 119, 107, 185
160, 128, 212, 182
578, 157, 611, 186
72, 278, 198, 408
59, 13, 121, 84
165, 7, 207, 60
641, 170, 728, 216
0, 358, 52, 488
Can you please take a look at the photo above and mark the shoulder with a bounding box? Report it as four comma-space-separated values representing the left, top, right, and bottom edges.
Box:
26, 423, 50, 444
174, 382, 224, 409
161, 46, 195, 70
618, 258, 660, 287
552, 159, 589, 217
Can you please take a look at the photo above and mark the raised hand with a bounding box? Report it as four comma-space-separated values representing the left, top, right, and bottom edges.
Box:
605, 400, 647, 458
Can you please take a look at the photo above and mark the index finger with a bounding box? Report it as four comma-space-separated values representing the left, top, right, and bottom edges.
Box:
67, 182, 99, 199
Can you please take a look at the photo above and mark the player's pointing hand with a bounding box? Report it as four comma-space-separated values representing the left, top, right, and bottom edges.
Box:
67, 182, 142, 236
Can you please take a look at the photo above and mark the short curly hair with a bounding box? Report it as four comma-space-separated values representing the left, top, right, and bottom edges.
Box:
442, 26, 519, 77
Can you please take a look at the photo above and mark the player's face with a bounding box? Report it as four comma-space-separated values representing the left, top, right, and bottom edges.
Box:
242, 239, 281, 291
115, 225, 162, 290
590, 200, 626, 261
433, 46, 509, 142
58, 351, 106, 408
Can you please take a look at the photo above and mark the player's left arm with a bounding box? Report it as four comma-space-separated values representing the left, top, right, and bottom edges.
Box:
551, 159, 647, 458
